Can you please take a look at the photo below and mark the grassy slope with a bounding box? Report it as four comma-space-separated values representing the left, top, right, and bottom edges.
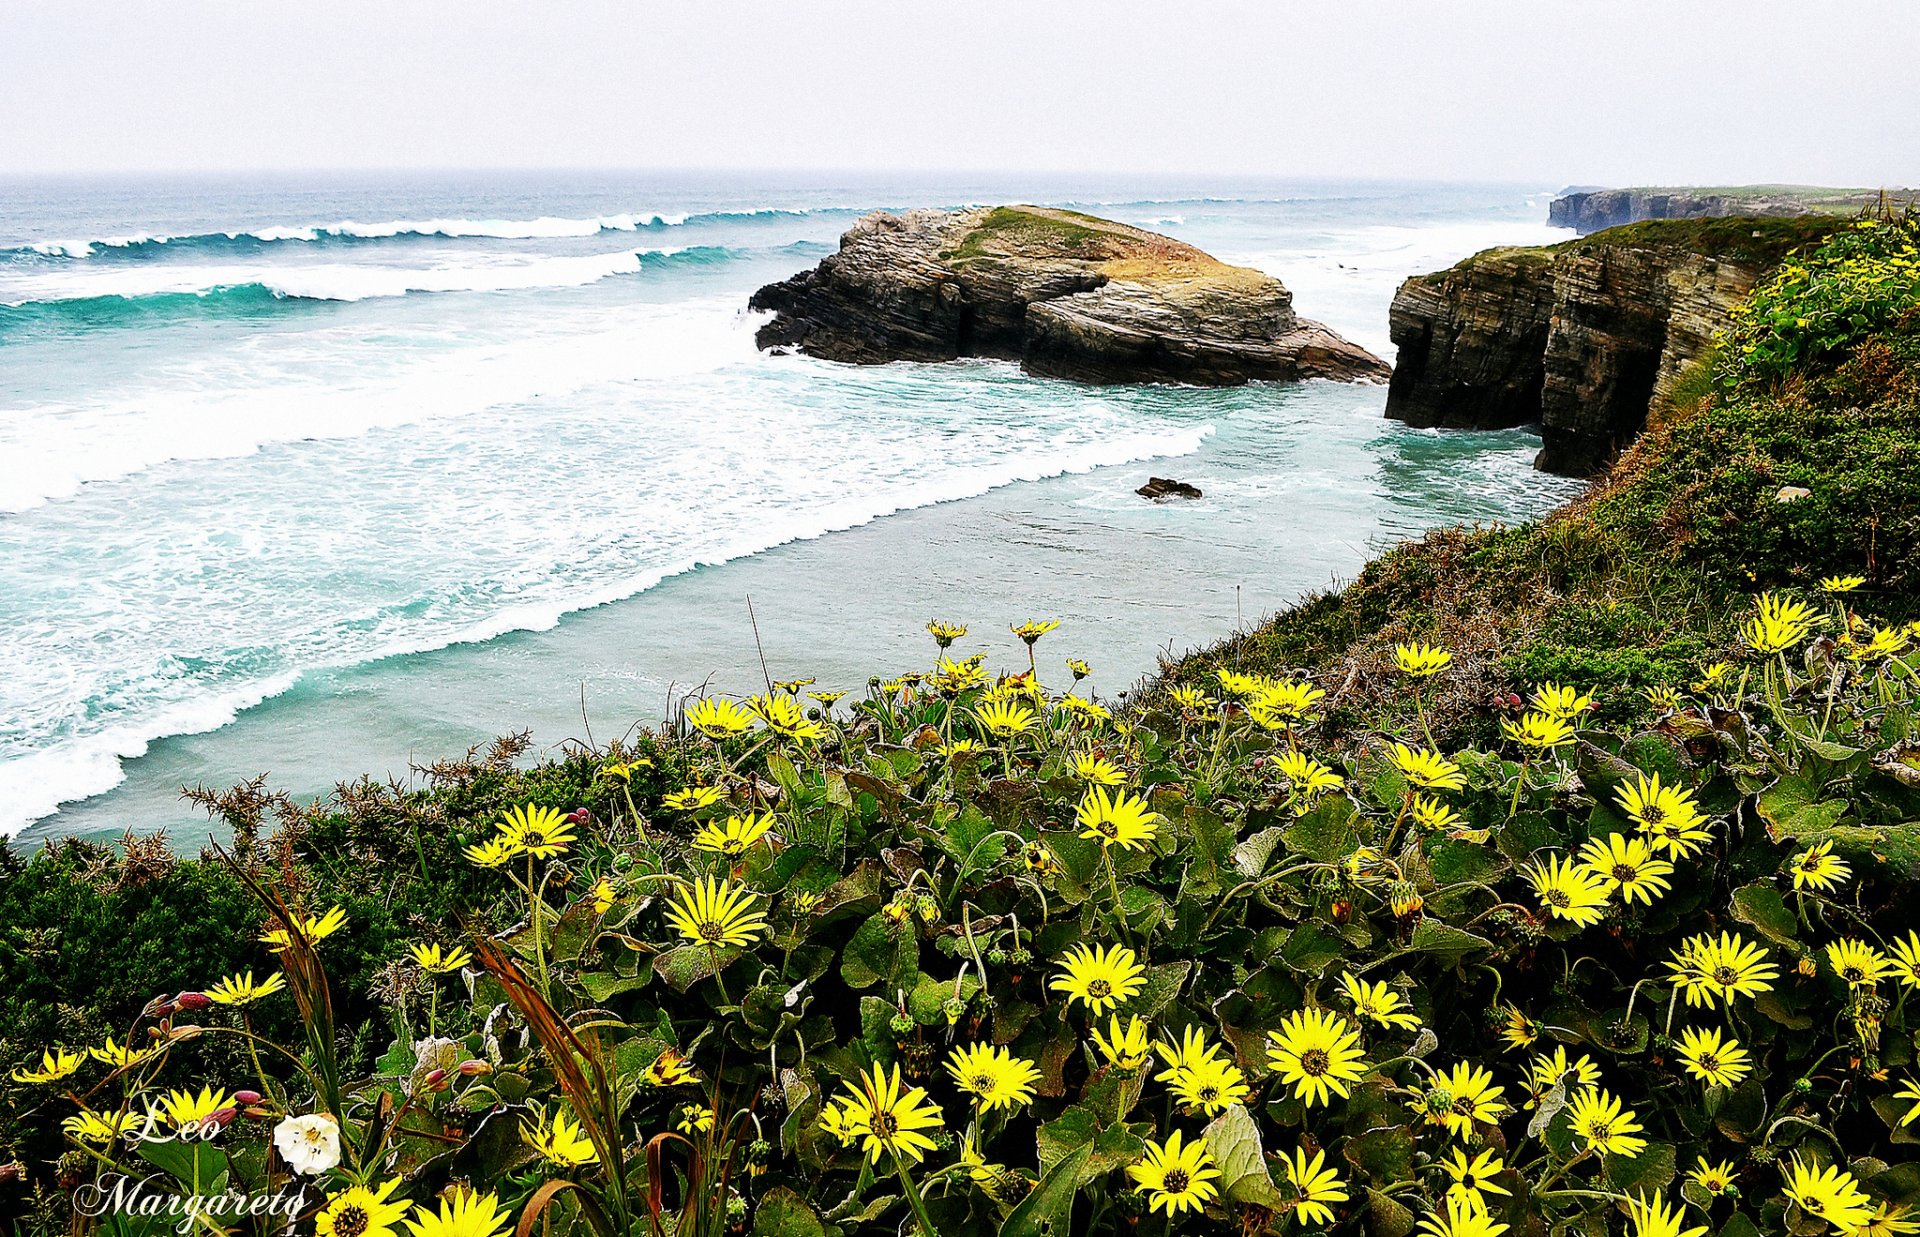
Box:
1155, 222, 1920, 744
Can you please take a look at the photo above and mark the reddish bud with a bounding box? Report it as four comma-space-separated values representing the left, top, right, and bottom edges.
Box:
206, 1108, 238, 1126
174, 992, 213, 1011
424, 1069, 447, 1088
568, 808, 592, 825
233, 1090, 263, 1106
457, 1059, 493, 1077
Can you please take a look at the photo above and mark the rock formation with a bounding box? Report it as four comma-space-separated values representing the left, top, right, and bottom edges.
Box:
1386, 218, 1841, 475
1548, 186, 1910, 235
750, 206, 1388, 387
1137, 477, 1203, 500
1549, 189, 1816, 234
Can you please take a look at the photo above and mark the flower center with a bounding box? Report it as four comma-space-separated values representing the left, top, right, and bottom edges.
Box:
1086, 979, 1112, 1000
1699, 1053, 1721, 1071
1843, 965, 1865, 982
524, 831, 548, 849
1586, 1118, 1613, 1139
1197, 1084, 1220, 1102
1546, 890, 1571, 908
1612, 864, 1636, 882
1163, 1169, 1191, 1194
698, 921, 725, 942
967, 1074, 995, 1095
870, 1112, 899, 1138
1300, 1049, 1330, 1076
1712, 965, 1738, 986
333, 1206, 370, 1237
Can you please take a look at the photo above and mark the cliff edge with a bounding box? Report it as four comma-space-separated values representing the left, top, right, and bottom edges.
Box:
749, 206, 1389, 386
1386, 217, 1842, 475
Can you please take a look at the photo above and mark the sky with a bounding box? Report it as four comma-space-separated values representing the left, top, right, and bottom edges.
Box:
3, 0, 1917, 186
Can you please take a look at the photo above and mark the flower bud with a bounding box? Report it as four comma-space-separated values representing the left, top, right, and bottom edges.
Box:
207, 1107, 238, 1126
457, 1059, 493, 1077
233, 1090, 263, 1106
174, 992, 214, 1011
423, 1069, 447, 1090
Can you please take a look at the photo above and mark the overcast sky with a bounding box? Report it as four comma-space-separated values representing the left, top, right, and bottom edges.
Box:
4, 0, 1916, 186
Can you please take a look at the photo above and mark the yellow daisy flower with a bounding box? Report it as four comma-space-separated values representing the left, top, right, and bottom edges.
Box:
664, 785, 727, 812
662, 875, 767, 949
685, 696, 756, 739
496, 804, 577, 859
316, 1179, 409, 1237
1070, 752, 1127, 786
1394, 643, 1453, 677
974, 698, 1037, 738
1614, 772, 1712, 858
1425, 1062, 1506, 1139
261, 905, 348, 952
1283, 1145, 1350, 1226
1074, 785, 1160, 851
1417, 1193, 1511, 1237
1500, 710, 1577, 751
205, 970, 289, 1007
1782, 1156, 1874, 1233
944, 1044, 1040, 1113
1626, 1191, 1709, 1237
12, 1048, 83, 1085
522, 1108, 598, 1167
1523, 853, 1610, 927
408, 944, 473, 975
1790, 840, 1850, 892
404, 1188, 513, 1237
692, 811, 777, 857
1666, 931, 1778, 1008
1266, 1007, 1368, 1108
1339, 972, 1421, 1031
1827, 938, 1893, 990
1688, 1157, 1738, 1197
1092, 1014, 1152, 1070
827, 1063, 944, 1164
1388, 743, 1468, 791
1128, 1129, 1220, 1217
1577, 832, 1674, 906
1438, 1147, 1511, 1210
1566, 1087, 1647, 1156
1673, 1026, 1751, 1088
1168, 1054, 1250, 1117
1049, 943, 1146, 1015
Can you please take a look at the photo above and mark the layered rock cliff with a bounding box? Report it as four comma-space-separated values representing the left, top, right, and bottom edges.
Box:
1386, 217, 1841, 475
750, 206, 1388, 386
1547, 186, 1907, 235
1549, 189, 1815, 234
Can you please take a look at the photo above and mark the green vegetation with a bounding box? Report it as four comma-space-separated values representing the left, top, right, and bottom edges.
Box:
1168, 215, 1920, 742
946, 206, 1120, 262
2, 218, 1919, 1237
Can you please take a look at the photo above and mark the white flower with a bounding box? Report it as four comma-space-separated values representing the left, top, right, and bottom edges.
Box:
272, 1113, 341, 1175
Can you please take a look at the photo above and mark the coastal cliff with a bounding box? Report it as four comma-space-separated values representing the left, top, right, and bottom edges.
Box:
1548, 185, 1906, 234
749, 206, 1389, 386
1386, 217, 1841, 474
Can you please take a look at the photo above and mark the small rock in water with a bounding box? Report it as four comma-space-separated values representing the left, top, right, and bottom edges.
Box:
1138, 477, 1203, 500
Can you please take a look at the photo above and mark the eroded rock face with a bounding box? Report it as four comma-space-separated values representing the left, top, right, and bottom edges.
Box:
749, 206, 1388, 387
1549, 190, 1814, 234
1385, 235, 1774, 475
1385, 250, 1557, 431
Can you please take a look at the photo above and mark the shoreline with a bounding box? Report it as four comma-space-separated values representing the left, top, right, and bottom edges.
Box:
10, 378, 1575, 847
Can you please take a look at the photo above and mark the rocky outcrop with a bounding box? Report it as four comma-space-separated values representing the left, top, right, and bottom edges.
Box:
1385, 249, 1558, 430
750, 206, 1388, 386
1549, 189, 1816, 234
1385, 219, 1838, 475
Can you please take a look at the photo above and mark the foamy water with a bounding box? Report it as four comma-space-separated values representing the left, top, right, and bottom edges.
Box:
0, 173, 1579, 840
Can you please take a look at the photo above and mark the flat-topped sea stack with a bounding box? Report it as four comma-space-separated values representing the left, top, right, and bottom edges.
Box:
749, 205, 1389, 386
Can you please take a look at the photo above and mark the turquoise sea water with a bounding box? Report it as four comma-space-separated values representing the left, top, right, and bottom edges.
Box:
0, 172, 1582, 845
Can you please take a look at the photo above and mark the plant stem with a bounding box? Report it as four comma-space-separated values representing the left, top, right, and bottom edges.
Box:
895, 1157, 939, 1237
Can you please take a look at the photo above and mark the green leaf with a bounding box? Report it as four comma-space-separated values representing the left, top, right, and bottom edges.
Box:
1406, 918, 1491, 966
1280, 923, 1348, 977
1343, 1126, 1415, 1183
1201, 1104, 1286, 1208
1000, 1141, 1092, 1237
751, 1187, 829, 1237
1232, 826, 1288, 878
1728, 881, 1798, 946
1283, 797, 1357, 863
840, 912, 916, 991
1603, 1143, 1676, 1194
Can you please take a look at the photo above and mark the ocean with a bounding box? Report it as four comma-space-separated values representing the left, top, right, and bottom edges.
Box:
0, 171, 1583, 845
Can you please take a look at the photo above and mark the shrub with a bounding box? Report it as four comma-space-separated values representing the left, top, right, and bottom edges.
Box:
5, 612, 1920, 1237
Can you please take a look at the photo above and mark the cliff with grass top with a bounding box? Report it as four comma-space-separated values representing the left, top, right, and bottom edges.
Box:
1168, 214, 1920, 751
1387, 217, 1845, 474
749, 205, 1389, 385
1549, 185, 1912, 235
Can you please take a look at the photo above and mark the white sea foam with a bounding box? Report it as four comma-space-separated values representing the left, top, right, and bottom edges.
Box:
0, 246, 679, 307
0, 407, 1212, 836
16, 208, 844, 257
0, 295, 752, 512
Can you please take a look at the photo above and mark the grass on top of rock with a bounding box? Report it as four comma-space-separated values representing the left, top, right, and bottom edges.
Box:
1162, 213, 1920, 745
